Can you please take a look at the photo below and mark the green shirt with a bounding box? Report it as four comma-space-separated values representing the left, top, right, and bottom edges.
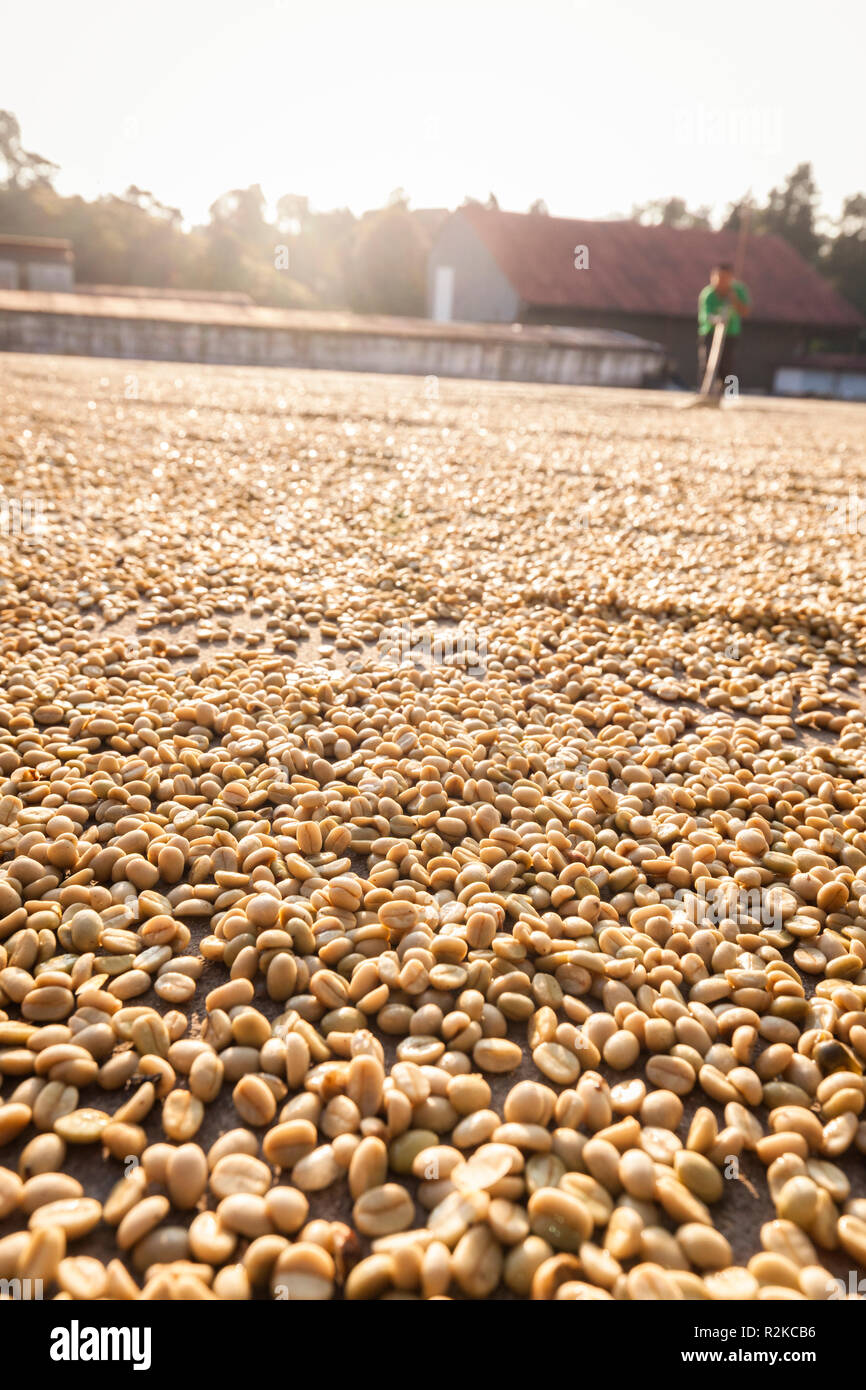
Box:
698, 280, 750, 337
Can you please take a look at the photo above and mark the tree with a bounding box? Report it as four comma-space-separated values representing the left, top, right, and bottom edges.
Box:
0, 110, 58, 189
274, 199, 355, 306
123, 186, 183, 226
528, 199, 550, 215
198, 185, 269, 295
631, 196, 711, 229
347, 205, 427, 316
721, 194, 758, 233
755, 162, 822, 264
276, 194, 309, 236
208, 184, 269, 243
823, 194, 866, 316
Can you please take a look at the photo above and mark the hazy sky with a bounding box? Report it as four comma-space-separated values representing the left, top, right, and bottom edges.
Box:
3, 0, 864, 226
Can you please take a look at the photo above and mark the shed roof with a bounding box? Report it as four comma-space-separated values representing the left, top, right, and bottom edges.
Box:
75, 284, 254, 305
0, 233, 74, 262
0, 289, 664, 355
453, 206, 863, 329
777, 354, 866, 372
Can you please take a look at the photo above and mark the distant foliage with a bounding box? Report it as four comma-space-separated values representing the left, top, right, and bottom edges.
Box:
824, 195, 866, 316
0, 110, 433, 315
348, 206, 428, 316
631, 196, 712, 229
754, 163, 822, 265
722, 165, 866, 321
1, 116, 864, 325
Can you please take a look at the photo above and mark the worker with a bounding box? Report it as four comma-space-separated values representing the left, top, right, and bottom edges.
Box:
697, 262, 751, 396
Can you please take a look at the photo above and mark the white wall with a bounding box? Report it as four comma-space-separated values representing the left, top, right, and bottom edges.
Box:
432, 266, 455, 323
0, 308, 665, 387
28, 262, 74, 292
774, 366, 866, 401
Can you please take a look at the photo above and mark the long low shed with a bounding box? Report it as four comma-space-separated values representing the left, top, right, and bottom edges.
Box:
0, 290, 665, 388
773, 356, 866, 403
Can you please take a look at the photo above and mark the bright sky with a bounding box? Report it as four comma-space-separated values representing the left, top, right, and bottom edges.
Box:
3, 0, 864, 227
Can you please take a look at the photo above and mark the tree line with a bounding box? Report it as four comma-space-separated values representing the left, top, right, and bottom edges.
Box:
0, 112, 430, 314
1, 113, 864, 320
630, 165, 866, 317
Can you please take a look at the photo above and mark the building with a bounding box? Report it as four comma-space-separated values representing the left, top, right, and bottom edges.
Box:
0, 234, 74, 292
0, 289, 665, 387
74, 284, 254, 305
427, 207, 864, 391
773, 355, 866, 403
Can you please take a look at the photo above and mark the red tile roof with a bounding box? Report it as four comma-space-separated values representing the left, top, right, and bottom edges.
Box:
457, 206, 863, 329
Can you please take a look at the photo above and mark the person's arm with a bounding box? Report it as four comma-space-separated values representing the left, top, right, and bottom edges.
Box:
698, 287, 715, 334
727, 282, 751, 318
